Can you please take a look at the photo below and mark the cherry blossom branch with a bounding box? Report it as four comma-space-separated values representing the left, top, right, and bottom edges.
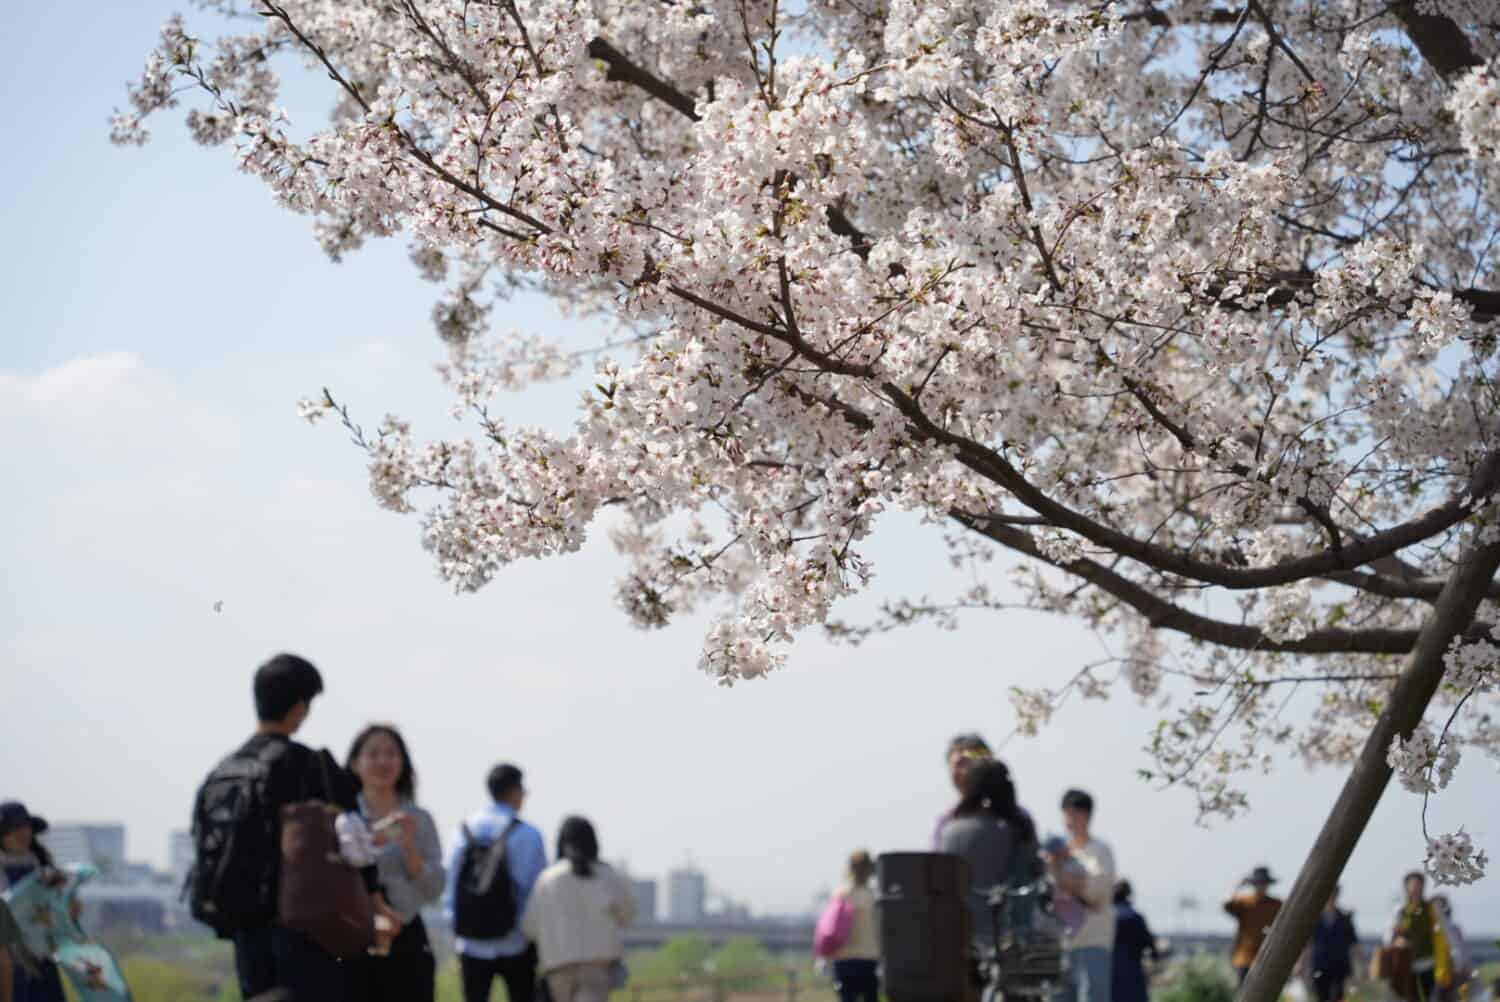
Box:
1420, 685, 1480, 841
1206, 268, 1500, 323
1321, 568, 1500, 603
953, 513, 1433, 655
887, 369, 1500, 592
1246, 0, 1315, 84
677, 257, 1500, 602
1391, 1, 1483, 80
585, 38, 699, 120
587, 29, 1497, 321
259, 2, 555, 237
398, 0, 488, 104
1122, 6, 1242, 27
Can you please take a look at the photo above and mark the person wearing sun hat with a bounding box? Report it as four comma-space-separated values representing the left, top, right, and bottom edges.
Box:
1225, 865, 1284, 984
0, 803, 55, 896
0, 802, 67, 1002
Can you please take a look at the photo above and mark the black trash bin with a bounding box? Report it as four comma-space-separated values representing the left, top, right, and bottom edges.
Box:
877, 852, 974, 1002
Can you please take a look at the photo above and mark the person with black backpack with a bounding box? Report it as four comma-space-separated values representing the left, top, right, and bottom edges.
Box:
444, 763, 547, 1002
187, 653, 373, 1002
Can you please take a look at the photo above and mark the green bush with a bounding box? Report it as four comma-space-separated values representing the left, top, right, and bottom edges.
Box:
629, 933, 715, 984
1156, 954, 1238, 1002
708, 936, 781, 990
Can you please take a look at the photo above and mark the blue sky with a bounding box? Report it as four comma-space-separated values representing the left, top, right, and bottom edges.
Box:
1, 4, 1496, 933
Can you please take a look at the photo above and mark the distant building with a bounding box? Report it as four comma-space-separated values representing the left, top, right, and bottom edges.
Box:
628, 877, 658, 925
708, 900, 753, 924
666, 867, 706, 924
612, 862, 659, 925
77, 884, 179, 935
43, 824, 126, 880
168, 829, 194, 885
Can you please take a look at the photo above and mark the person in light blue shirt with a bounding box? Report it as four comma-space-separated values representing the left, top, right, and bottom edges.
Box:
444, 763, 547, 1002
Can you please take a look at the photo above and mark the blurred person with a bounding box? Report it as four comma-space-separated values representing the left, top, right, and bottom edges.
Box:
1307, 886, 1357, 1002
824, 851, 880, 1002
1112, 881, 1160, 1002
0, 805, 64, 1002
0, 898, 19, 1002
940, 760, 1042, 948
933, 733, 993, 848
1225, 866, 1282, 984
520, 817, 635, 1002
1052, 789, 1117, 1002
188, 653, 381, 1002
345, 724, 447, 1002
1431, 896, 1469, 1002
446, 764, 547, 1002
1389, 872, 1451, 1002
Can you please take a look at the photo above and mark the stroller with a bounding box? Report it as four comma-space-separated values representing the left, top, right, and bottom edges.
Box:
878, 852, 1066, 1002
978, 880, 1066, 1002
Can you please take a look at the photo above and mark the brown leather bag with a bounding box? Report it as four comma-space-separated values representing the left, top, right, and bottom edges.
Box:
1371, 944, 1415, 1001
276, 752, 375, 957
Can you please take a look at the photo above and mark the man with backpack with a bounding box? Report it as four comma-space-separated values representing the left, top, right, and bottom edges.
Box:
445, 763, 547, 1002
188, 653, 367, 1002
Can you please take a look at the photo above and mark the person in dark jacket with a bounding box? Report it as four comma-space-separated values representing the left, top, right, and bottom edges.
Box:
1307, 886, 1358, 1002
196, 653, 376, 1002
1112, 881, 1159, 1002
938, 759, 1041, 947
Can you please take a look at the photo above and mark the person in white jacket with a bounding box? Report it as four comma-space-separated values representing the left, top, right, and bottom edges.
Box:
521, 817, 636, 1002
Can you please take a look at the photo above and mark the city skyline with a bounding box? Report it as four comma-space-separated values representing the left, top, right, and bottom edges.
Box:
31, 818, 1499, 938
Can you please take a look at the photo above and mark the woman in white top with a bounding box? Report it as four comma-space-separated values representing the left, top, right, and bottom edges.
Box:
829, 850, 880, 1002
521, 816, 637, 1002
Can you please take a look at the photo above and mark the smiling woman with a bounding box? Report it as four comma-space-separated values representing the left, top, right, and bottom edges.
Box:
346, 723, 446, 1002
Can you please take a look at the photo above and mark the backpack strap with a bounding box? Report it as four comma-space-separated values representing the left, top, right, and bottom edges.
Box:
254, 739, 286, 765
490, 816, 523, 855
478, 815, 524, 874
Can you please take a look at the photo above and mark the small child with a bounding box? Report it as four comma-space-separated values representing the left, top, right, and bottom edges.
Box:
1042, 836, 1088, 935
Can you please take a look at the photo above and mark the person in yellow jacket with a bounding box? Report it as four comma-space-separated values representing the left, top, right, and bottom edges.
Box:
1389, 872, 1451, 1002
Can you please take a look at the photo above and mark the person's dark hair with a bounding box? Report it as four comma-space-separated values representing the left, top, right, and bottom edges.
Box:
557, 816, 599, 878
1404, 871, 1426, 887
953, 759, 1007, 817
29, 836, 56, 871
954, 761, 1038, 845
848, 850, 875, 885
947, 733, 991, 760
346, 724, 417, 799
487, 763, 524, 803
254, 653, 324, 723
1061, 788, 1094, 816
1114, 880, 1133, 906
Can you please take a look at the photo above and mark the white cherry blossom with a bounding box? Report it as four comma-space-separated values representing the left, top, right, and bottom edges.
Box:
116, 0, 1500, 892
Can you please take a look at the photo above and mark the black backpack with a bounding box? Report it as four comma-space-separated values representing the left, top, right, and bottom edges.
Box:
186, 740, 285, 936
451, 817, 523, 939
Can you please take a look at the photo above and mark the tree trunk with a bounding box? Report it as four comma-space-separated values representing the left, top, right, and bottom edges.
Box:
1239, 536, 1500, 1002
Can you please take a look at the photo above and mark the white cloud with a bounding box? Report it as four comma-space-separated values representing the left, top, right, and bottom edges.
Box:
0, 351, 233, 470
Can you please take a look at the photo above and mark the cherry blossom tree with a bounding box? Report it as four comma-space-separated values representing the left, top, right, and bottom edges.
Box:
116, 1, 1500, 996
